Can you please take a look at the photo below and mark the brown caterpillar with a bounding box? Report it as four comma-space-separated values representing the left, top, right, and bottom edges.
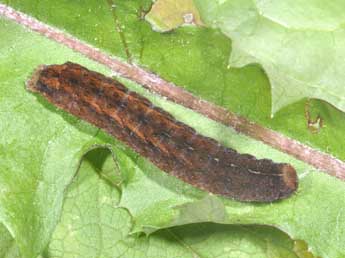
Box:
27, 62, 298, 202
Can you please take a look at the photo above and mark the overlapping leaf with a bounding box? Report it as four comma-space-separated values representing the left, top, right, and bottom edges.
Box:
0, 16, 343, 258
193, 0, 345, 114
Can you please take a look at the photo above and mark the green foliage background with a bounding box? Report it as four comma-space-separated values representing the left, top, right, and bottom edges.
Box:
0, 1, 345, 257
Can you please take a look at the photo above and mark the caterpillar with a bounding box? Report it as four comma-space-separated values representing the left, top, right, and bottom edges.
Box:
27, 62, 298, 202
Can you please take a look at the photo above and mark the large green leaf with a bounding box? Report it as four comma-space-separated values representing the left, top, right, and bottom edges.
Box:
142, 0, 345, 164
3, 0, 345, 164
1, 1, 345, 258
193, 0, 345, 114
0, 18, 114, 257
46, 149, 301, 258
0, 15, 343, 258
0, 149, 302, 258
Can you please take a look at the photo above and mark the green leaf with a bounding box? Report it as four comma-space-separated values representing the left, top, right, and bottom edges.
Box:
46, 149, 301, 258
0, 18, 115, 258
0, 148, 304, 258
193, 0, 345, 114
4, 0, 345, 166
0, 1, 343, 258
0, 224, 20, 258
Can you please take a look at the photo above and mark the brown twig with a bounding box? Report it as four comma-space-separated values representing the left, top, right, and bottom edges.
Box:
1, 4, 344, 179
